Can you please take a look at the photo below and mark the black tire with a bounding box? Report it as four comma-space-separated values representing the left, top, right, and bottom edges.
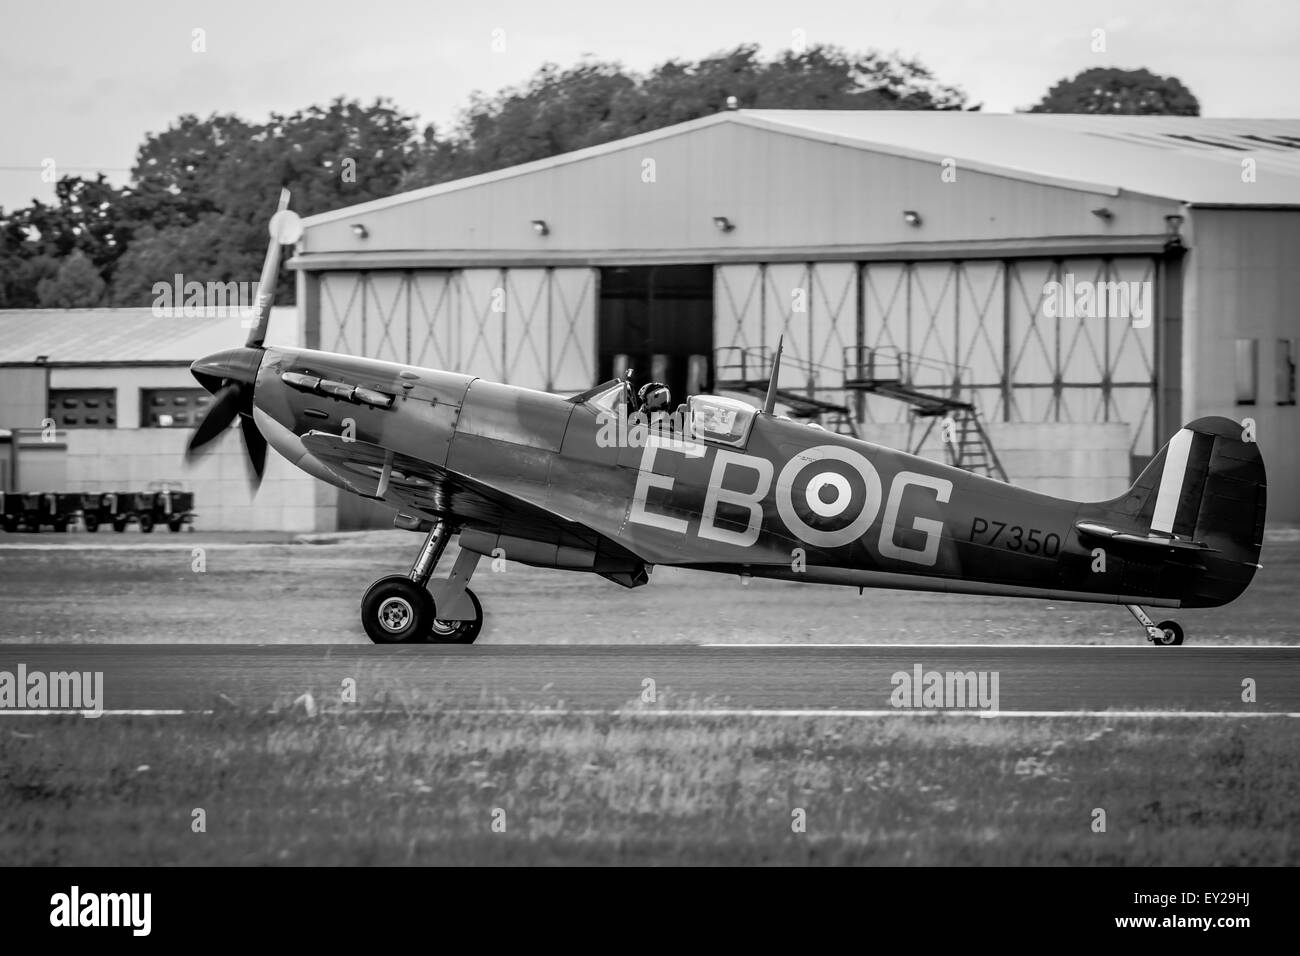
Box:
84, 514, 99, 533
426, 587, 484, 645
139, 514, 155, 533
361, 575, 435, 644
52, 519, 67, 533
168, 519, 184, 532
112, 519, 127, 533
1, 516, 16, 533
1155, 620, 1184, 646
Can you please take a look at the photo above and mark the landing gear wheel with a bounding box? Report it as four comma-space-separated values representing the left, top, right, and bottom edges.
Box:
361, 575, 435, 644
426, 587, 483, 645
1154, 620, 1184, 646
139, 514, 155, 533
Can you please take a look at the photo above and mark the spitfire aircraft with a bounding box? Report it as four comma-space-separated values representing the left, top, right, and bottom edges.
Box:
187, 192, 1267, 645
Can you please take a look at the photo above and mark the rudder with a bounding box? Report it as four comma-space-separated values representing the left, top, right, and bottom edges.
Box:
1110, 416, 1266, 606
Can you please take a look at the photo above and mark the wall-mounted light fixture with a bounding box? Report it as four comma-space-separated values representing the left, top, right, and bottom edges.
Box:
351, 223, 369, 239
531, 219, 549, 237
903, 210, 922, 227
1091, 207, 1114, 222
712, 216, 735, 233
1164, 214, 1185, 239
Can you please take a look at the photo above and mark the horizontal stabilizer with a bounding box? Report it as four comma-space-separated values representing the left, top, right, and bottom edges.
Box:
1074, 520, 1217, 554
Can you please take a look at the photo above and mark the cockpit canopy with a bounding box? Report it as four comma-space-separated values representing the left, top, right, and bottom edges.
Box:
577, 381, 759, 448
582, 379, 632, 416
686, 394, 756, 447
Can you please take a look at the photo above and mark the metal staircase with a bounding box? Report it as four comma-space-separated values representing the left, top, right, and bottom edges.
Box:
842, 346, 1008, 482
714, 346, 859, 437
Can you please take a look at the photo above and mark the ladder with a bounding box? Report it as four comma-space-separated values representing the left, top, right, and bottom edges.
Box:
842, 346, 1008, 482
714, 346, 859, 437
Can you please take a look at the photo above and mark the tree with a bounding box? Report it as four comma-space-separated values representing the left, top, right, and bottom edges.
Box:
0, 174, 135, 305
35, 250, 105, 307
106, 98, 423, 305
406, 44, 969, 187
1028, 67, 1199, 115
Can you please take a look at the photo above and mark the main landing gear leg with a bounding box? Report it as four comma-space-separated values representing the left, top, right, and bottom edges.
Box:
361, 521, 451, 644
1126, 604, 1184, 646
360, 520, 485, 645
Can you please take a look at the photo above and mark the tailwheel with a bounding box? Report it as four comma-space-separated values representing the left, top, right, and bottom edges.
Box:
427, 587, 483, 645
361, 575, 435, 644
1126, 604, 1186, 646
1153, 620, 1184, 646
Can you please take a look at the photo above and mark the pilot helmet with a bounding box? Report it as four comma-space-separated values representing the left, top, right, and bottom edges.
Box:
637, 382, 671, 413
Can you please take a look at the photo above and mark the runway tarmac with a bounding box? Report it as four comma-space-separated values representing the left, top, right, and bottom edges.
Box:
1, 645, 1296, 715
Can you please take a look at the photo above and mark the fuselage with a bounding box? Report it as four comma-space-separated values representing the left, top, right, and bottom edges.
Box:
247, 345, 1247, 610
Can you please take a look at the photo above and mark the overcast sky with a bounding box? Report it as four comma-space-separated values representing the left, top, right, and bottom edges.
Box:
2, 0, 1297, 212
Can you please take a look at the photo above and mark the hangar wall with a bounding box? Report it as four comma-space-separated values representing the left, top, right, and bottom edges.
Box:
1184, 208, 1300, 522
298, 118, 1179, 256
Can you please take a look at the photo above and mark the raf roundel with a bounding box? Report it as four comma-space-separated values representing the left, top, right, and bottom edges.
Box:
805, 471, 852, 518
775, 445, 884, 549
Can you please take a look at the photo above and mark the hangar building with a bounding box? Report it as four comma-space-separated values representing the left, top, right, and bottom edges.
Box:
293, 110, 1300, 525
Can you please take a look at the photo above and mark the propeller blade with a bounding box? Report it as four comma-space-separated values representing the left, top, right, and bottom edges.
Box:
245, 188, 299, 349
186, 384, 243, 458
241, 415, 268, 486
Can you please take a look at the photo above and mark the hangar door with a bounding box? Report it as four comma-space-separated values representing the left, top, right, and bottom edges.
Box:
716, 257, 1162, 461
313, 268, 597, 393
599, 265, 713, 404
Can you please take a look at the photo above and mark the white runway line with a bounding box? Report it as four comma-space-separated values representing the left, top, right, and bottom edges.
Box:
0, 709, 186, 716
0, 543, 290, 552
5, 708, 1294, 718
700, 643, 1300, 650
432, 708, 1300, 718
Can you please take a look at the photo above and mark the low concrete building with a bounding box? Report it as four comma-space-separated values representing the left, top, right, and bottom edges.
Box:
0, 307, 333, 531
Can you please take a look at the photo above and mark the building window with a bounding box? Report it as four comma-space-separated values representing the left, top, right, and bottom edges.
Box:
1234, 339, 1258, 406
141, 388, 212, 428
48, 388, 116, 428
1277, 339, 1297, 406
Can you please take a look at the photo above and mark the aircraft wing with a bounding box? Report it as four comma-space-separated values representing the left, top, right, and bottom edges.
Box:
299, 431, 642, 566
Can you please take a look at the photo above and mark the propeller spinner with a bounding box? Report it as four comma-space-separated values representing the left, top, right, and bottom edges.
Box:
186, 189, 302, 487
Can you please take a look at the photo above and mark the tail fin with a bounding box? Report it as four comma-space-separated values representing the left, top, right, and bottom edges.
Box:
1104, 416, 1266, 607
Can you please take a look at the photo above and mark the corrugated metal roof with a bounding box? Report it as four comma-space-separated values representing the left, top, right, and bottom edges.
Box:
0, 307, 299, 364
303, 111, 1300, 229
740, 111, 1300, 205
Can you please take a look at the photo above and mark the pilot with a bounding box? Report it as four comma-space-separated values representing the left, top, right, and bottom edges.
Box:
637, 381, 673, 436
637, 381, 671, 414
